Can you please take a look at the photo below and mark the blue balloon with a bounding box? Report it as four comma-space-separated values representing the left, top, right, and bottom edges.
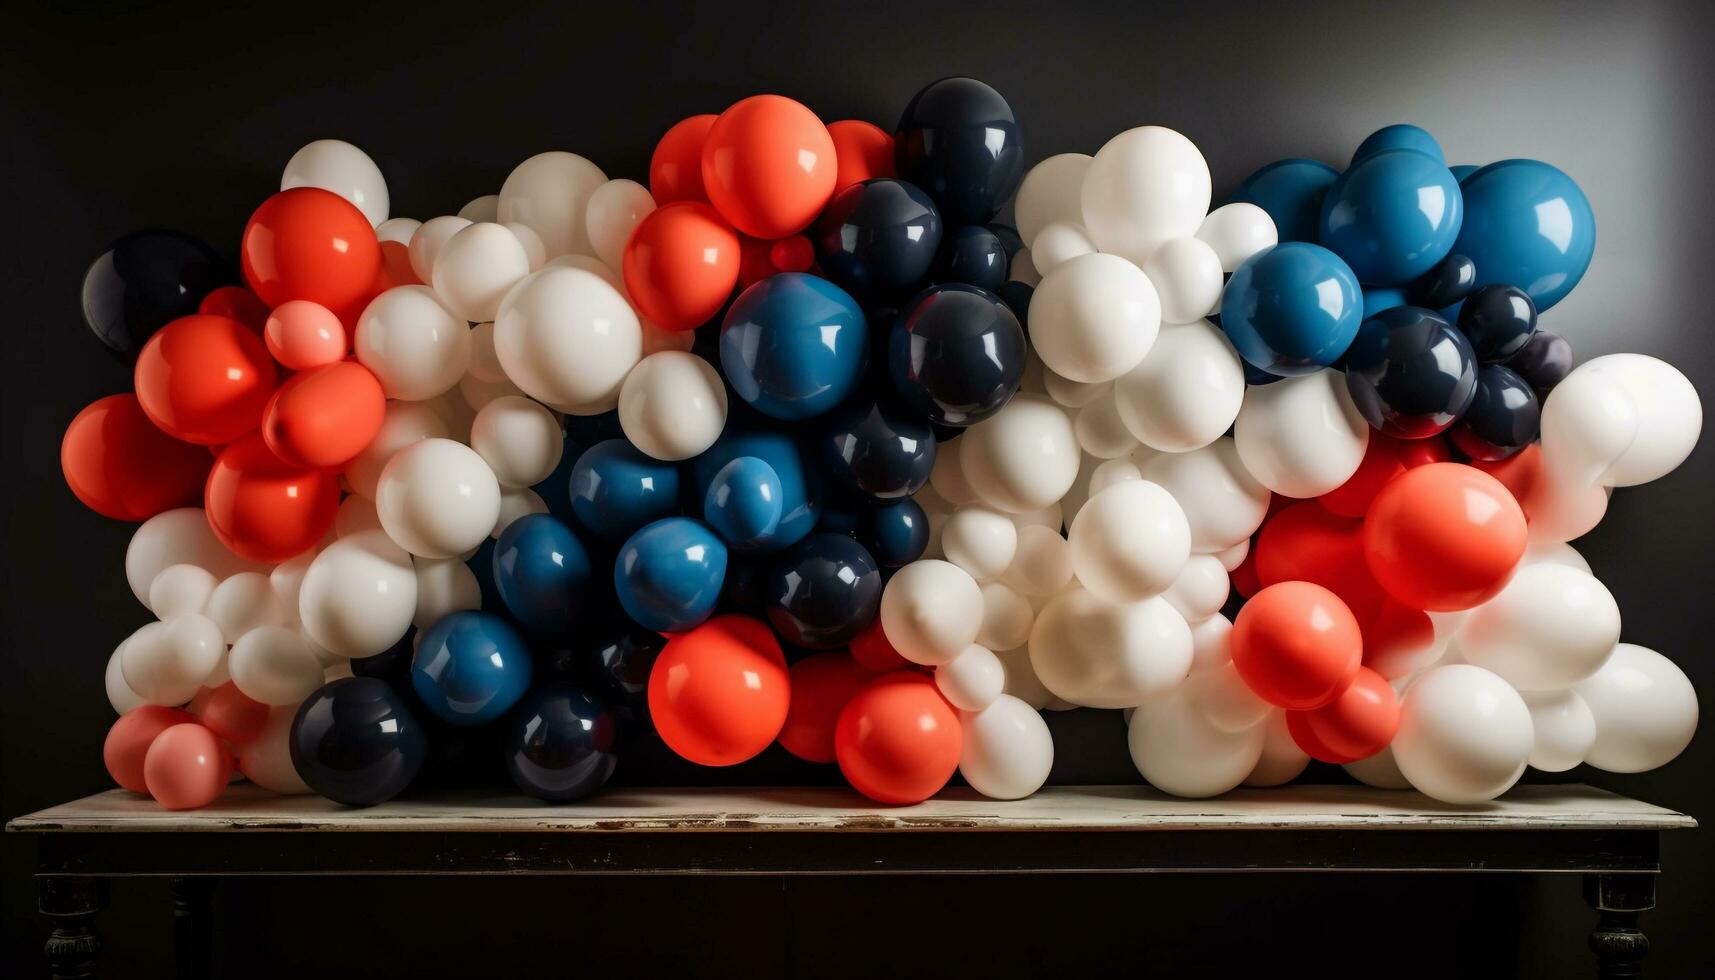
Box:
504, 686, 618, 803
688, 428, 820, 553
986, 223, 1025, 261
812, 179, 942, 304
703, 456, 785, 547
614, 517, 727, 633
493, 514, 593, 637
1351, 124, 1445, 166
411, 611, 534, 726
763, 532, 882, 649
1449, 164, 1480, 184
1231, 158, 1339, 243
816, 505, 862, 535
860, 498, 928, 567
568, 438, 681, 542
1363, 287, 1408, 319
289, 677, 427, 806
815, 392, 937, 501
1220, 243, 1363, 376
934, 226, 1009, 290
1242, 361, 1285, 387
719, 272, 867, 420
1320, 149, 1463, 286
1343, 306, 1479, 439
895, 77, 1024, 228
1448, 364, 1540, 462
1453, 159, 1595, 311
889, 283, 1025, 426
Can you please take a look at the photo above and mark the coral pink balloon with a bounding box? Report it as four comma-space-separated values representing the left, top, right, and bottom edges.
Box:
190, 682, 270, 746
143, 723, 232, 810
264, 300, 347, 370
104, 706, 196, 793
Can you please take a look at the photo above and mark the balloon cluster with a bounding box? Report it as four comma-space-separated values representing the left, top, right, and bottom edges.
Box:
66, 92, 1699, 810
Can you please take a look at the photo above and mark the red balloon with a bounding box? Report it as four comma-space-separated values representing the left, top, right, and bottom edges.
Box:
647, 615, 790, 766
1318, 433, 1407, 519
1295, 666, 1400, 763
1356, 596, 1435, 676
650, 114, 717, 204
241, 187, 381, 312
827, 119, 897, 191
197, 285, 270, 332
204, 432, 340, 563
1254, 502, 1384, 618
144, 723, 232, 810
1231, 581, 1362, 710
134, 314, 278, 445
1472, 444, 1545, 524
261, 360, 386, 469
769, 236, 814, 274
835, 672, 962, 804
104, 705, 197, 793
623, 202, 741, 331
849, 617, 913, 673
701, 95, 838, 240
189, 682, 270, 746
737, 235, 778, 290
62, 394, 212, 521
1363, 462, 1528, 611
375, 239, 420, 289
779, 653, 873, 764
1230, 543, 1262, 599
1284, 710, 1354, 765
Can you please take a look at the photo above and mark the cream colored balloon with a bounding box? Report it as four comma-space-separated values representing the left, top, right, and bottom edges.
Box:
959, 395, 1080, 514
458, 194, 500, 223
1068, 480, 1190, 604
495, 266, 642, 413
936, 644, 1006, 712
618, 351, 728, 461
229, 625, 324, 706
1073, 388, 1140, 459
1196, 202, 1278, 273
470, 395, 564, 488
1128, 686, 1264, 798
586, 179, 657, 271
1028, 588, 1192, 708
355, 285, 471, 401
977, 580, 1035, 651
281, 139, 389, 226
344, 400, 452, 500
958, 694, 1055, 800
1015, 153, 1094, 247
1233, 369, 1369, 498
941, 506, 1018, 582
1114, 320, 1245, 453
1243, 711, 1311, 787
1030, 220, 1097, 276
879, 560, 985, 667
432, 222, 533, 323
497, 151, 608, 259
1002, 525, 1075, 597
1028, 253, 1161, 384
407, 215, 473, 284
1141, 236, 1224, 325
1080, 126, 1212, 268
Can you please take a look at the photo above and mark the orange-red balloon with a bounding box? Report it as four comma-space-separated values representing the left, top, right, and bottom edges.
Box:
623, 202, 741, 331
849, 618, 913, 673
1319, 434, 1403, 519
62, 394, 213, 521
376, 239, 420, 289
104, 706, 197, 793
1294, 666, 1400, 763
650, 114, 717, 204
241, 187, 381, 312
701, 95, 838, 240
204, 432, 340, 563
1363, 462, 1527, 611
647, 614, 790, 766
144, 723, 231, 810
1231, 581, 1362, 710
134, 314, 277, 445
197, 285, 270, 332
1284, 710, 1352, 765
779, 653, 874, 764
1254, 501, 1382, 618
189, 682, 270, 746
834, 671, 962, 804
261, 360, 386, 469
1356, 596, 1435, 673
1472, 444, 1545, 523
827, 119, 897, 191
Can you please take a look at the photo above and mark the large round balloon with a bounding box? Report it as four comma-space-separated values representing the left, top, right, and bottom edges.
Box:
827, 120, 897, 191
647, 614, 789, 766
649, 114, 716, 204
1453, 159, 1595, 311
763, 532, 882, 648
504, 686, 619, 801
1448, 365, 1540, 461
688, 428, 820, 553
1230, 158, 1339, 244
567, 438, 681, 542
1320, 149, 1463, 286
1363, 462, 1527, 611
815, 392, 937, 502
701, 94, 837, 239
82, 230, 233, 360
62, 394, 212, 521
1343, 306, 1479, 438
894, 77, 1023, 228
811, 178, 942, 304
1219, 243, 1363, 376
1231, 582, 1362, 710
205, 433, 340, 563
719, 272, 867, 420
835, 671, 962, 804
411, 611, 534, 726
1079, 126, 1209, 267
622, 201, 742, 332
493, 513, 592, 637
889, 284, 1026, 426
614, 517, 728, 632
260, 361, 386, 469
134, 314, 278, 445
289, 677, 427, 806
241, 187, 381, 313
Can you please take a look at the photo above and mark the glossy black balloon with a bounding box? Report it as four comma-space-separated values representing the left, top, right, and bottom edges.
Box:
504, 686, 619, 803
934, 226, 1008, 291
889, 284, 1026, 426
986, 223, 1025, 261
1457, 284, 1538, 363
1344, 306, 1479, 438
816, 391, 937, 501
894, 77, 1024, 228
1405, 253, 1477, 309
289, 678, 428, 807
1449, 365, 1541, 461
859, 498, 929, 567
763, 532, 882, 648
586, 624, 666, 709
1505, 328, 1574, 401
81, 229, 234, 359
994, 281, 1033, 333
812, 179, 942, 305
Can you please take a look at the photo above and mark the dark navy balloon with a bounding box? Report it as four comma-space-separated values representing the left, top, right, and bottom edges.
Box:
986, 223, 1025, 261
1344, 306, 1479, 438
816, 392, 937, 501
1505, 329, 1573, 401
504, 687, 619, 803
894, 77, 1024, 228
289, 677, 427, 807
860, 498, 928, 567
1454, 159, 1595, 311
889, 283, 1026, 426
568, 439, 681, 541
934, 226, 1009, 290
719, 273, 868, 420
583, 623, 665, 712
350, 630, 415, 682
763, 532, 882, 649
812, 178, 942, 304
722, 556, 769, 609
994, 281, 1033, 333
1320, 149, 1464, 286
689, 428, 820, 553
1242, 361, 1286, 386
1407, 253, 1478, 310
493, 514, 593, 637
816, 504, 862, 535
703, 455, 785, 547
614, 517, 727, 632
1231, 159, 1339, 243
1220, 243, 1364, 376
1449, 365, 1541, 461
81, 229, 233, 360
1456, 284, 1538, 363
411, 611, 534, 726
1351, 124, 1445, 166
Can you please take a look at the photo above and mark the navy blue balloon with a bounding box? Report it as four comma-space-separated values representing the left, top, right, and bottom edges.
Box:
289, 677, 427, 807
688, 428, 820, 553
934, 226, 1009, 290
816, 392, 937, 501
1363, 287, 1408, 320
411, 611, 534, 726
1449, 365, 1541, 462
350, 630, 415, 682
583, 623, 665, 711
763, 532, 882, 649
703, 455, 785, 547
1406, 252, 1478, 312
81, 229, 233, 360
1504, 329, 1574, 401
1344, 306, 1479, 438
889, 283, 1026, 426
1220, 243, 1364, 376
1321, 149, 1464, 286
614, 517, 727, 633
994, 281, 1033, 332
1231, 159, 1339, 243
1454, 159, 1595, 311
1456, 284, 1538, 363
569, 439, 681, 541
812, 178, 942, 304
894, 77, 1024, 228
504, 687, 619, 803
720, 273, 868, 420
986, 223, 1025, 261
493, 514, 593, 637
1351, 124, 1445, 166
817, 505, 862, 535
860, 498, 928, 567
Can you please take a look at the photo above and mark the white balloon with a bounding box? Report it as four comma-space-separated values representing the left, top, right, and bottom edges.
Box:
470, 395, 563, 488
1163, 554, 1230, 624
459, 370, 527, 417
977, 581, 1035, 651
375, 217, 420, 246
1087, 458, 1142, 498
335, 494, 384, 538
229, 626, 323, 706
1002, 525, 1075, 597
1009, 247, 1042, 286
929, 437, 981, 506
355, 285, 471, 401
504, 222, 548, 271
106, 634, 147, 715
148, 564, 216, 620
494, 266, 641, 412
344, 399, 451, 500
1524, 539, 1591, 575
281, 139, 388, 226
1192, 660, 1272, 733
376, 438, 502, 558
959, 395, 1080, 514
413, 557, 482, 630
1575, 643, 1698, 773
207, 572, 284, 645
1029, 589, 1191, 708
432, 221, 532, 323
270, 551, 313, 626
1129, 687, 1264, 798
1138, 438, 1272, 553
1234, 370, 1369, 498
1069, 480, 1189, 604
1015, 153, 1095, 247
1010, 502, 1063, 534
1028, 253, 1161, 383
122, 616, 224, 706
492, 486, 550, 539
407, 215, 474, 284
238, 705, 312, 795
1073, 389, 1140, 459
1344, 743, 1413, 789
457, 194, 499, 223
880, 560, 985, 667
497, 151, 608, 259
1141, 237, 1223, 325
125, 509, 267, 607
1456, 563, 1620, 691
1030, 220, 1097, 276
1196, 202, 1278, 273
1549, 354, 1702, 488
1392, 664, 1533, 803
298, 530, 418, 659
936, 644, 1006, 712
1523, 689, 1596, 772
1115, 320, 1245, 453
618, 351, 728, 461
546, 252, 627, 295
1215, 539, 1249, 572
1042, 369, 1108, 410
586, 178, 657, 271
959, 695, 1055, 799
995, 644, 1055, 709
1243, 711, 1311, 787
1187, 612, 1233, 674
1081, 126, 1212, 268
941, 507, 1018, 583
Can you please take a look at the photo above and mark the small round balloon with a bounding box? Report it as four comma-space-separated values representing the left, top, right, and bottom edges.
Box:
241, 188, 381, 313
815, 392, 937, 501
719, 272, 868, 420
689, 428, 821, 553
1448, 365, 1540, 461
289, 677, 427, 807
493, 513, 592, 637
1351, 124, 1445, 166
934, 226, 1009, 290
888, 284, 1026, 426
649, 114, 717, 204
614, 517, 728, 633
779, 652, 874, 763
412, 611, 534, 726
1456, 284, 1538, 363
835, 671, 962, 804
858, 498, 929, 567
647, 614, 789, 766
1405, 253, 1477, 310
1219, 243, 1362, 376
1320, 150, 1463, 286
567, 438, 681, 542
763, 532, 882, 649
622, 202, 742, 331
827, 119, 897, 191
703, 456, 786, 548
1505, 329, 1574, 401
260, 361, 386, 469
505, 686, 619, 802
1343, 306, 1479, 438
82, 230, 233, 360
1230, 158, 1339, 244
1230, 582, 1362, 710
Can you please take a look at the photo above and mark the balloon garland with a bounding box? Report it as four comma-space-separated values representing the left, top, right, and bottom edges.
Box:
68, 86, 1700, 811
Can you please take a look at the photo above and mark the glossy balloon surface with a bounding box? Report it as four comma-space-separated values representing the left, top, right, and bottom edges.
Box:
1231, 158, 1338, 243
205, 433, 340, 563
1454, 159, 1595, 311
835, 671, 962, 804
61, 394, 211, 522
1456, 284, 1538, 363
1343, 306, 1479, 438
1220, 243, 1363, 376
505, 686, 619, 802
1405, 253, 1477, 310
82, 230, 233, 360
689, 428, 820, 553
622, 201, 742, 332
1449, 365, 1540, 461
289, 677, 427, 807
1351, 124, 1444, 166
568, 439, 682, 542
1505, 328, 1573, 400
934, 225, 1008, 290
720, 273, 867, 420
134, 314, 278, 445
889, 283, 1026, 426
859, 498, 928, 567
412, 611, 534, 726
702, 456, 784, 548
492, 514, 593, 637
647, 614, 788, 766
614, 517, 728, 632
894, 77, 1023, 228
811, 178, 942, 304
240, 188, 381, 312
702, 95, 837, 240
1320, 149, 1463, 286
815, 392, 937, 501
763, 532, 882, 648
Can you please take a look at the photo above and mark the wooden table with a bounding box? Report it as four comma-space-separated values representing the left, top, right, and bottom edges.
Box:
7, 783, 1694, 978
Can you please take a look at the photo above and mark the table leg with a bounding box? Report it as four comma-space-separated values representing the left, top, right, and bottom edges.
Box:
39, 876, 108, 980
170, 877, 214, 980
1585, 873, 1655, 978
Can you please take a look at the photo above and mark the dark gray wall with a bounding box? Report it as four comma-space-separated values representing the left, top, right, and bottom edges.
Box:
3, 1, 1709, 975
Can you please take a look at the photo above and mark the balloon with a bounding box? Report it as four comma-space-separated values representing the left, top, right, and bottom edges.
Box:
1231, 158, 1339, 244
889, 284, 1025, 426
1128, 687, 1265, 798
1504, 329, 1573, 402
1242, 710, 1311, 787
491, 513, 591, 637
1230, 582, 1361, 710
811, 178, 942, 305
227, 625, 322, 706
935, 643, 1005, 712
621, 202, 741, 332
197, 285, 269, 332
1551, 354, 1703, 488
148, 564, 215, 621
82, 230, 233, 360
958, 395, 1079, 514
496, 151, 608, 259
1405, 252, 1478, 310
142, 723, 229, 810
1138, 437, 1272, 553
407, 216, 472, 282
241, 188, 381, 312
1234, 370, 1370, 498
1114, 320, 1245, 453
617, 350, 728, 461
261, 300, 344, 371
121, 616, 225, 705
648, 614, 789, 765
1523, 689, 1596, 773
374, 438, 501, 559
814, 391, 935, 501
230, 704, 310, 794
1162, 554, 1230, 624
133, 314, 277, 445
207, 571, 284, 645
1456, 563, 1620, 691
1343, 306, 1479, 438
1575, 643, 1698, 773
504, 686, 619, 801
957, 694, 1052, 799
719, 273, 866, 420
204, 433, 339, 563
259, 361, 385, 470
345, 400, 451, 501
1392, 664, 1532, 803
858, 498, 928, 568
1029, 589, 1192, 708
1029, 252, 1161, 383
688, 428, 820, 553
1295, 666, 1399, 763
412, 556, 482, 630
1448, 365, 1540, 461
933, 226, 1008, 291
835, 671, 962, 804
818, 119, 896, 194
778, 653, 872, 763
585, 178, 657, 272
614, 517, 727, 633
353, 285, 470, 401
762, 532, 881, 648
1010, 155, 1090, 251
1319, 150, 1463, 285
563, 439, 677, 543
1318, 431, 1446, 519
1352, 124, 1444, 166
430, 221, 531, 322
468, 395, 562, 489
1195, 202, 1279, 275
61, 394, 211, 522
977, 580, 1035, 651
411, 611, 533, 725
1142, 237, 1225, 325
650, 114, 717, 204
1454, 159, 1595, 311
123, 508, 264, 606
1456, 284, 1537, 363
495, 268, 639, 413
894, 77, 1023, 228
105, 705, 197, 792
189, 682, 269, 746
879, 559, 984, 666
702, 94, 838, 238
281, 139, 389, 226
1068, 481, 1190, 604
1219, 243, 1362, 376
941, 506, 1019, 582
298, 529, 417, 659
290, 676, 427, 806
1254, 502, 1378, 615
1079, 126, 1209, 266
1364, 462, 1527, 610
